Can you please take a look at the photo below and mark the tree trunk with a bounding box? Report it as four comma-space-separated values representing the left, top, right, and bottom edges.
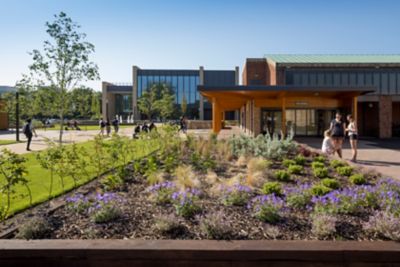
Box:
59, 112, 64, 144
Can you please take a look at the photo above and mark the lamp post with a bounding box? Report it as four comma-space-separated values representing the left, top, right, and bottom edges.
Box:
16, 91, 20, 142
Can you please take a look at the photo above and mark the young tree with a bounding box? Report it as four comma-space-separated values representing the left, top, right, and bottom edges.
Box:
157, 85, 175, 120
137, 84, 161, 120
181, 93, 188, 116
24, 12, 99, 143
138, 83, 175, 120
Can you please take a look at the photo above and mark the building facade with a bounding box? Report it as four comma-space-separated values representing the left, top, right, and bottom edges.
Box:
200, 55, 400, 138
102, 66, 239, 121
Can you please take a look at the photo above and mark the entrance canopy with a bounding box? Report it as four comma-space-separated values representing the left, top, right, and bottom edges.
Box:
198, 85, 375, 134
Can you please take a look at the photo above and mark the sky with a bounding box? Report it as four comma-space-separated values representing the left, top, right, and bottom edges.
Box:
1, 0, 400, 91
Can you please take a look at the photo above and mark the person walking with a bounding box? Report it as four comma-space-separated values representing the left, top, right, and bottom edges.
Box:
346, 114, 358, 162
106, 119, 111, 136
112, 117, 119, 133
329, 112, 346, 158
99, 118, 106, 136
22, 119, 37, 151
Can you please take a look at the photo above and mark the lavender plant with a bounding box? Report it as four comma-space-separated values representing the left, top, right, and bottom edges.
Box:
363, 211, 400, 241
220, 183, 252, 206
284, 183, 312, 209
199, 211, 233, 239
248, 194, 285, 223
91, 192, 124, 223
66, 193, 91, 214
311, 213, 337, 239
147, 181, 176, 205
172, 188, 201, 218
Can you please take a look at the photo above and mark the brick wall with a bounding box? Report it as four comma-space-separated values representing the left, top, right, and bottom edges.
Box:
379, 96, 392, 138
243, 59, 268, 85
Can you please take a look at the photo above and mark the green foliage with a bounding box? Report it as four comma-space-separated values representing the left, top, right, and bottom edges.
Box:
23, 12, 99, 143
282, 159, 296, 167
138, 83, 175, 120
92, 205, 122, 223
0, 149, 30, 218
336, 166, 353, 177
288, 164, 303, 175
274, 170, 291, 182
321, 178, 340, 189
101, 173, 124, 191
262, 182, 283, 196
311, 161, 325, 170
330, 159, 347, 169
313, 155, 326, 163
229, 131, 297, 160
181, 93, 188, 115
294, 155, 306, 166
310, 184, 332, 196
313, 167, 329, 178
286, 192, 312, 209
349, 174, 367, 185
15, 217, 51, 239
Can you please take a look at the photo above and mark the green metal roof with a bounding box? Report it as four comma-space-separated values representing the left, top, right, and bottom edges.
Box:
264, 54, 400, 64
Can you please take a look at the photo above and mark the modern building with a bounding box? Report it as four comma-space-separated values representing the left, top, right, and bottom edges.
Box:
102, 66, 239, 121
199, 55, 400, 138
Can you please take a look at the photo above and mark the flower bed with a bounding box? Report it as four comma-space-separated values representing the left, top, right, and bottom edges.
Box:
5, 130, 400, 241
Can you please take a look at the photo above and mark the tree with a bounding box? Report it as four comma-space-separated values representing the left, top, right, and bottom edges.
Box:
181, 93, 187, 115
157, 85, 175, 120
137, 83, 175, 120
90, 91, 101, 119
24, 12, 99, 143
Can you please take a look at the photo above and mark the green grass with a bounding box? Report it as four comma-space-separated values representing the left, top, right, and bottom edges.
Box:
39, 124, 132, 131
0, 138, 159, 217
0, 140, 21, 146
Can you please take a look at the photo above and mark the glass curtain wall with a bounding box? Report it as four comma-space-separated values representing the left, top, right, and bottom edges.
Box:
115, 94, 133, 115
137, 73, 200, 118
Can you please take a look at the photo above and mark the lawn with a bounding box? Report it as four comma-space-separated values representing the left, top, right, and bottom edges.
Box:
0, 140, 20, 146
8, 130, 400, 241
0, 135, 160, 217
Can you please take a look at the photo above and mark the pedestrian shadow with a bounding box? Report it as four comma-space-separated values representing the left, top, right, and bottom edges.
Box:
357, 160, 400, 167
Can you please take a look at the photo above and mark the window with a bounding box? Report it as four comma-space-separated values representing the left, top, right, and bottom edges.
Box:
309, 72, 317, 86
373, 73, 380, 94
357, 72, 365, 86
381, 72, 389, 95
325, 72, 333, 86
317, 73, 325, 86
389, 72, 396, 95
349, 73, 357, 86
137, 76, 142, 97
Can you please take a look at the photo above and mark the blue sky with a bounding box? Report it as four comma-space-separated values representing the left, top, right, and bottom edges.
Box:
1, 0, 400, 90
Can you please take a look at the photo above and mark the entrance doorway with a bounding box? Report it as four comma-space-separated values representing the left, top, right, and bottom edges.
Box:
286, 109, 336, 136
261, 109, 282, 135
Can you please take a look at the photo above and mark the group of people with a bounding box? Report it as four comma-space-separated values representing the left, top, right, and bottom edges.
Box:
133, 122, 156, 138
322, 112, 358, 162
99, 118, 120, 136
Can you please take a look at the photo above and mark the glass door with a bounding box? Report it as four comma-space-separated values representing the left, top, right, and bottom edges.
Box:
261, 110, 282, 135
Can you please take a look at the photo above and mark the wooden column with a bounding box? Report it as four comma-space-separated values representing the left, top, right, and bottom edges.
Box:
212, 98, 222, 134
281, 97, 287, 136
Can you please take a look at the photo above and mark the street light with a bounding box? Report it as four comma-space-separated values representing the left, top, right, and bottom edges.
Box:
16, 91, 20, 142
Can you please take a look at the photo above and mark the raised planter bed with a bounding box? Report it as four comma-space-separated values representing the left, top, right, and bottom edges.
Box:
0, 240, 399, 267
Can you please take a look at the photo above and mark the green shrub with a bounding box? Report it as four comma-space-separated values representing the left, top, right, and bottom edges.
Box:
330, 159, 347, 169
288, 164, 303, 175
286, 192, 312, 209
92, 205, 122, 223
262, 182, 283, 196
313, 156, 325, 163
313, 167, 329, 178
101, 174, 124, 191
310, 184, 332, 196
336, 166, 353, 176
16, 217, 51, 239
282, 159, 296, 167
294, 155, 306, 166
321, 178, 340, 189
274, 170, 291, 182
349, 174, 367, 185
311, 161, 325, 170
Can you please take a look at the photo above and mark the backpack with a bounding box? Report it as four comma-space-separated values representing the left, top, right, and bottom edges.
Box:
100, 121, 106, 128
23, 123, 32, 136
112, 119, 118, 126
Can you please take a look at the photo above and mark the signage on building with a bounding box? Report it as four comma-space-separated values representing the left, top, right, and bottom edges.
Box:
295, 101, 308, 106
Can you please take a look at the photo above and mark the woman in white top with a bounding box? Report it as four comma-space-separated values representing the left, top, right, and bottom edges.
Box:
346, 114, 358, 162
322, 130, 334, 155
